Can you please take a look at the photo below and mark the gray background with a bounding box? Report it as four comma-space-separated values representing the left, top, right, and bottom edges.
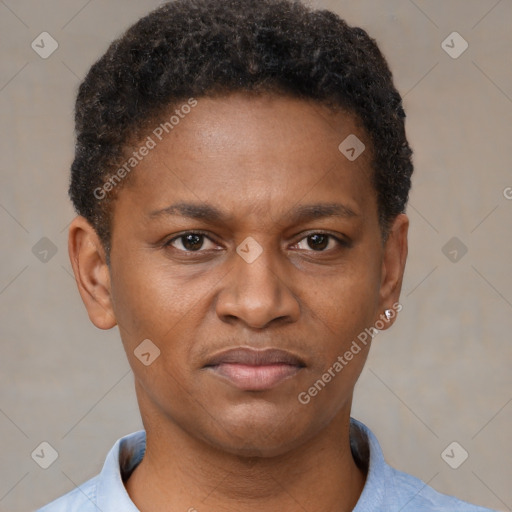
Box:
0, 1, 511, 511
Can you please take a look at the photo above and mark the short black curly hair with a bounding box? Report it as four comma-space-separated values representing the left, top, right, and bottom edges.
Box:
70, 0, 413, 255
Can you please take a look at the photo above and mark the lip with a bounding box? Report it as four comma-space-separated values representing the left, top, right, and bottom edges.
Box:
204, 347, 306, 391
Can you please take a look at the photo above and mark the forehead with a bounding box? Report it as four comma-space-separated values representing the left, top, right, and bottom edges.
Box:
117, 93, 377, 225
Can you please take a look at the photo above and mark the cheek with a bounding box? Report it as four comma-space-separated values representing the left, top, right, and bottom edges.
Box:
307, 259, 381, 342
109, 253, 225, 399
109, 257, 203, 409
110, 254, 206, 339
297, 279, 377, 423
298, 252, 381, 408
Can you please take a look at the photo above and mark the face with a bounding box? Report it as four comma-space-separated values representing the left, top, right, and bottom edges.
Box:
70, 93, 408, 457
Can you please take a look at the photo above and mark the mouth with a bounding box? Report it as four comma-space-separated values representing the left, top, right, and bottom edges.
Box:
203, 347, 306, 391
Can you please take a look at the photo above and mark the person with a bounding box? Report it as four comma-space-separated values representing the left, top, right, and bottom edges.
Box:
37, 0, 497, 510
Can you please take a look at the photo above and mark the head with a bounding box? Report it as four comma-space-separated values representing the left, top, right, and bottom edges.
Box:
69, 0, 412, 457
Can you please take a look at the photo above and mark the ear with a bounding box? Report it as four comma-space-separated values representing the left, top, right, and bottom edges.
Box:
376, 213, 409, 329
68, 216, 117, 330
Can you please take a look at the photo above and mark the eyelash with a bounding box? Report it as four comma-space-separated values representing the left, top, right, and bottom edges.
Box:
163, 231, 350, 254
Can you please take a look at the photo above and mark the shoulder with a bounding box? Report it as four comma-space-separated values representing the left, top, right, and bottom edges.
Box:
36, 474, 99, 512
36, 430, 146, 512
350, 418, 497, 512
388, 465, 497, 511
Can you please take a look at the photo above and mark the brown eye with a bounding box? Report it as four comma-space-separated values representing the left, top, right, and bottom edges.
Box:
181, 233, 204, 251
306, 234, 329, 251
166, 232, 217, 252
296, 233, 340, 252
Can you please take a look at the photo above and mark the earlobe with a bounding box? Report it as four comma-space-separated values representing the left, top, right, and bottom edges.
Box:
68, 216, 117, 330
377, 213, 409, 329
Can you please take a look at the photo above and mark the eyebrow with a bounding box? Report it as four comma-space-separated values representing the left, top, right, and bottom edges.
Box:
148, 201, 359, 224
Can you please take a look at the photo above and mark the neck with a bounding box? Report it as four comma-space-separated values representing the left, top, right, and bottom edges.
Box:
125, 403, 366, 512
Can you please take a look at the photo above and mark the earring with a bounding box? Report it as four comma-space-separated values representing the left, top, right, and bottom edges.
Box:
384, 309, 393, 321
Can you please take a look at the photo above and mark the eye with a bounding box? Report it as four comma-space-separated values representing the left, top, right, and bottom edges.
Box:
163, 231, 348, 254
294, 233, 346, 252
165, 232, 218, 252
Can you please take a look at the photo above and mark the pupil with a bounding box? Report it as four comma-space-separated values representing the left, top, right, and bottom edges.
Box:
183, 234, 203, 251
309, 234, 328, 251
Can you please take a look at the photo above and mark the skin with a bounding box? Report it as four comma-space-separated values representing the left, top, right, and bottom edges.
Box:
68, 93, 408, 512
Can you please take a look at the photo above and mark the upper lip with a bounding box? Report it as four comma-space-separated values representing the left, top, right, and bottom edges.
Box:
204, 347, 306, 367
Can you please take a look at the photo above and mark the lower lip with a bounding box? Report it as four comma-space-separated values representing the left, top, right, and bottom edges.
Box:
207, 363, 302, 391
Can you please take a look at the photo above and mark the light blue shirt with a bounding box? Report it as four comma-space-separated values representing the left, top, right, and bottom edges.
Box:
37, 418, 497, 511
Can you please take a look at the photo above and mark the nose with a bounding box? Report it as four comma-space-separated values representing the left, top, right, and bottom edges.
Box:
215, 244, 300, 329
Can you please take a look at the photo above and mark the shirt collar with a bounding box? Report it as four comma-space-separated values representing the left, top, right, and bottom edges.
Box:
95, 429, 145, 511
351, 418, 388, 511
95, 418, 384, 511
